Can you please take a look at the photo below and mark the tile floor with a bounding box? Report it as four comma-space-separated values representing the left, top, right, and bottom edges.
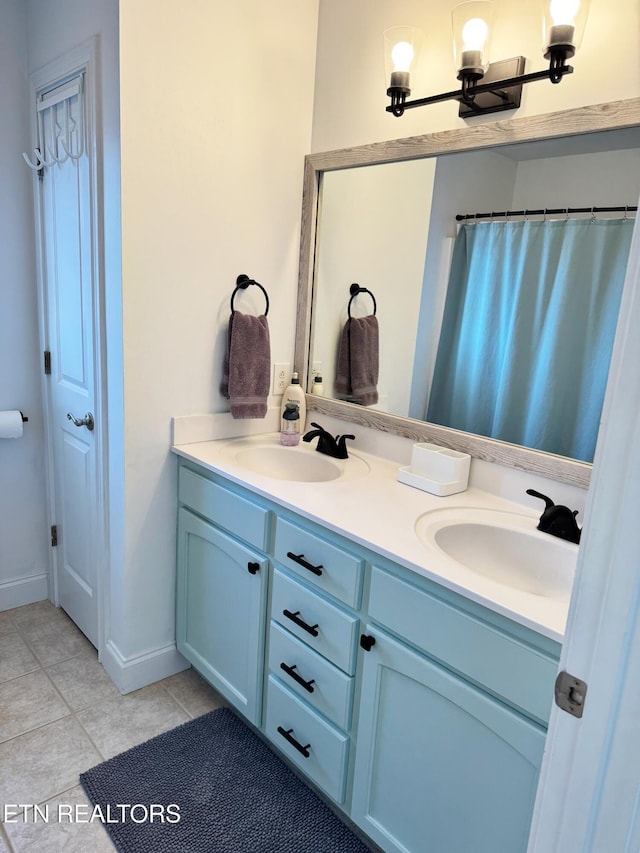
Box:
0, 600, 227, 852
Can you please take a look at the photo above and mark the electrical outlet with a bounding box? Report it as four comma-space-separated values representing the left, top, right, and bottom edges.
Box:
309, 361, 323, 392
272, 363, 290, 395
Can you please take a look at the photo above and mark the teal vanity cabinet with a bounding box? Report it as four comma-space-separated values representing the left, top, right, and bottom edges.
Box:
350, 564, 560, 853
176, 464, 271, 725
174, 457, 561, 852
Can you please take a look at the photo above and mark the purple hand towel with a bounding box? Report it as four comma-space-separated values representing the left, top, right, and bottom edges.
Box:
335, 315, 379, 406
220, 311, 271, 419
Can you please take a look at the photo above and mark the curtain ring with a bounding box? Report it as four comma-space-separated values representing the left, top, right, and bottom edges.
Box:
543, 208, 547, 221
524, 209, 529, 222
590, 206, 596, 223
624, 205, 629, 221
564, 208, 569, 221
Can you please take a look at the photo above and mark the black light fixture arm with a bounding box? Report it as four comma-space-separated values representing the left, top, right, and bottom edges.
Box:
387, 63, 573, 117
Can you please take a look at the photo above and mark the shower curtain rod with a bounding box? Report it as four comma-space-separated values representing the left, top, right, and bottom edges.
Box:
456, 205, 638, 222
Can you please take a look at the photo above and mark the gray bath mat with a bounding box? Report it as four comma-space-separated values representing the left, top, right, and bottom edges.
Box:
80, 706, 372, 852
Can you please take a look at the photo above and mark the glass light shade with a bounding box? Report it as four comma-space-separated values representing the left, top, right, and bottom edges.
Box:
542, 0, 591, 59
384, 27, 422, 94
452, 1, 496, 76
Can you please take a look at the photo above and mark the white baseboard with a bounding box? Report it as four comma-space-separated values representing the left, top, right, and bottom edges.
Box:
101, 638, 191, 694
0, 573, 49, 611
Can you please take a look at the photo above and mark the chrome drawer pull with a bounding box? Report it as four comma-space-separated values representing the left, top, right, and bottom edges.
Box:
280, 662, 316, 693
286, 551, 323, 576
277, 726, 311, 758
282, 609, 319, 637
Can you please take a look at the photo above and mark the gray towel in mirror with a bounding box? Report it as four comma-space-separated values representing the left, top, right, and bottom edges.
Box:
335, 315, 379, 406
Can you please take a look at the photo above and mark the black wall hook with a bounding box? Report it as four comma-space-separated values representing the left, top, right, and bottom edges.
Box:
230, 274, 270, 316
348, 282, 377, 318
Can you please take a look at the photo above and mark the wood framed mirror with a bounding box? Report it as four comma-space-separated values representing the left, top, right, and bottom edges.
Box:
294, 97, 640, 488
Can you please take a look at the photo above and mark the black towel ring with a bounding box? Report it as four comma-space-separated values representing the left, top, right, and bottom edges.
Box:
230, 274, 270, 316
347, 282, 377, 318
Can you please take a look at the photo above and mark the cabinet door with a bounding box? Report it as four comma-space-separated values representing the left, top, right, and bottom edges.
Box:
176, 508, 268, 725
351, 627, 546, 853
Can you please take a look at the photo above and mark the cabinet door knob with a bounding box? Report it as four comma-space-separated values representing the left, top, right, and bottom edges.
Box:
247, 561, 260, 574
360, 634, 376, 651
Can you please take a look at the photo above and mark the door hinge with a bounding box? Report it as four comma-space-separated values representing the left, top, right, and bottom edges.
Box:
555, 670, 588, 718
50, 525, 58, 547
44, 350, 51, 375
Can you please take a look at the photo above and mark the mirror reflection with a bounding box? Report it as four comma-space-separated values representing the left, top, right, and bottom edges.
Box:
309, 127, 640, 463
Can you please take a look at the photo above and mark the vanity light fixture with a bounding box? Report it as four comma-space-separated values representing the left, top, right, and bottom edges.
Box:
385, 0, 590, 118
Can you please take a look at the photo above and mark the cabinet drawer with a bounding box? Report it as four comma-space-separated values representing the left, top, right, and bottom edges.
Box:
369, 566, 558, 724
274, 517, 364, 608
265, 675, 349, 804
269, 621, 354, 731
272, 569, 359, 675
179, 465, 270, 550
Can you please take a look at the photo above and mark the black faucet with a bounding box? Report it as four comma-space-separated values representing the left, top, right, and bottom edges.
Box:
526, 489, 582, 544
303, 422, 355, 459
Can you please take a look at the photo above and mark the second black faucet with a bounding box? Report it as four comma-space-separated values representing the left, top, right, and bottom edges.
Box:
526, 488, 582, 544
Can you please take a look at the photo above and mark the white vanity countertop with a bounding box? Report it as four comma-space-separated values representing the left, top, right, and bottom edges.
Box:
172, 434, 573, 643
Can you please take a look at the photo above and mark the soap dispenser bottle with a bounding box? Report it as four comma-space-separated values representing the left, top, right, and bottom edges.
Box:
280, 402, 301, 446
311, 374, 324, 396
281, 371, 306, 432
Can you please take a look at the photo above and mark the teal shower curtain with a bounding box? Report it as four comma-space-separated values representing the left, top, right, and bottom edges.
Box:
427, 218, 634, 462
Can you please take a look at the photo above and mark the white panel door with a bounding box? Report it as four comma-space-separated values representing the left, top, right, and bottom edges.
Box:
37, 73, 99, 647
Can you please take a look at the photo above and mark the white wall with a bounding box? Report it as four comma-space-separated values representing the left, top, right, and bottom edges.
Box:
512, 148, 640, 209
114, 1, 319, 682
312, 0, 640, 152
0, 0, 48, 608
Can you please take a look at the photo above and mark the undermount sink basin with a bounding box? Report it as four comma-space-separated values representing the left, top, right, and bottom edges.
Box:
231, 440, 370, 483
415, 507, 578, 600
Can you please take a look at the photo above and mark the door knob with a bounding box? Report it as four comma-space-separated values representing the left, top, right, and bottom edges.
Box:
66, 412, 94, 431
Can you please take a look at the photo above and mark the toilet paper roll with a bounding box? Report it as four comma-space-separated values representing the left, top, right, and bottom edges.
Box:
0, 410, 25, 439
